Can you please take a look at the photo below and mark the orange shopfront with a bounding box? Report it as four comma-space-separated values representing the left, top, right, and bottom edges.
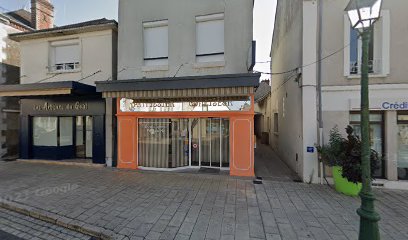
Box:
96, 73, 260, 177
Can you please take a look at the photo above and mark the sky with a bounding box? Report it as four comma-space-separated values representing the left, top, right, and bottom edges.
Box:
0, 0, 276, 80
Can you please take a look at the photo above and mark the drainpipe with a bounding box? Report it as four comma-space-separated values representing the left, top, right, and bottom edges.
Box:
317, 0, 324, 185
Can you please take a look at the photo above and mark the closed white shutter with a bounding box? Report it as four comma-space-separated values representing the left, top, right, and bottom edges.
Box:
196, 14, 224, 62
55, 44, 80, 64
144, 20, 168, 66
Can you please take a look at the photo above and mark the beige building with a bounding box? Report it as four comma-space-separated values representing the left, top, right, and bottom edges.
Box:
271, 0, 408, 188
117, 0, 254, 80
0, 18, 118, 166
96, 0, 259, 176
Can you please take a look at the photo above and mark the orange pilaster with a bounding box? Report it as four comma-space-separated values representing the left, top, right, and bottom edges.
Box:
229, 116, 255, 177
117, 116, 138, 169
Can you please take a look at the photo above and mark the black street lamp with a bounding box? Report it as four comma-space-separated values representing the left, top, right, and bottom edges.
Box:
345, 0, 383, 239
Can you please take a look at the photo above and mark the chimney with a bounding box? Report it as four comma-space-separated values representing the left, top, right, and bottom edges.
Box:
31, 0, 54, 30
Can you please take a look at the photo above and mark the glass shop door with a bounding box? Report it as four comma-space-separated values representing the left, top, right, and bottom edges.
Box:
190, 118, 229, 168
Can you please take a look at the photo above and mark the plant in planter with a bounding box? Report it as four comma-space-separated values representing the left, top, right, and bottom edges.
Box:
317, 126, 379, 196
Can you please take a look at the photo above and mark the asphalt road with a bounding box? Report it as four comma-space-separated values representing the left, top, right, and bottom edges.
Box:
0, 230, 23, 240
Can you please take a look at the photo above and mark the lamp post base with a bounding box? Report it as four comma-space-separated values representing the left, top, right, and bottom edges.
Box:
357, 191, 381, 240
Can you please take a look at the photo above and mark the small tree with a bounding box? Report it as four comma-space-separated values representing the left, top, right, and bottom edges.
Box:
318, 126, 379, 184
341, 126, 379, 184
317, 126, 344, 167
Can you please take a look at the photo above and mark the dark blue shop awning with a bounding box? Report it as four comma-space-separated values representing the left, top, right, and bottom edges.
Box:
0, 81, 97, 97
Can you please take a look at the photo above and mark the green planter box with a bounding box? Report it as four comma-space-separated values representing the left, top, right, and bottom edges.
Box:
332, 166, 362, 197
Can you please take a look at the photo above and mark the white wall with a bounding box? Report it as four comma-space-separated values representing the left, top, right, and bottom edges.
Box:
319, 0, 408, 182
271, 0, 408, 184
270, 0, 305, 179
321, 0, 408, 86
301, 0, 319, 183
118, 0, 253, 80
20, 30, 115, 86
322, 84, 408, 180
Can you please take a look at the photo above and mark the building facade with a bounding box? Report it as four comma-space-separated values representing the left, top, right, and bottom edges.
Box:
0, 0, 55, 160
0, 18, 118, 165
0, 8, 35, 159
97, 0, 259, 176
254, 80, 272, 144
271, 0, 408, 187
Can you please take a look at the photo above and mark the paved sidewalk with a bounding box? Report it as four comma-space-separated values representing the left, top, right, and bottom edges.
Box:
0, 208, 90, 240
0, 161, 408, 240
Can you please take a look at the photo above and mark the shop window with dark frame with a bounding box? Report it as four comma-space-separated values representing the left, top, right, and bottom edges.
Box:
33, 117, 58, 147
397, 112, 408, 180
350, 112, 385, 178
32, 116, 92, 159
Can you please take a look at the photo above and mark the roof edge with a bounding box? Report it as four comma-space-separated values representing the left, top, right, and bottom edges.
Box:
97, 73, 261, 85
96, 73, 261, 93
9, 19, 118, 41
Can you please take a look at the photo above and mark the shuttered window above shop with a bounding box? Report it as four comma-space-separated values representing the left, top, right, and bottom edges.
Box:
49, 39, 80, 72
196, 13, 224, 63
143, 20, 169, 66
55, 45, 80, 65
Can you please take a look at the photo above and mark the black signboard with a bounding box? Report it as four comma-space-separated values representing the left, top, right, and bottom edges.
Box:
21, 98, 105, 116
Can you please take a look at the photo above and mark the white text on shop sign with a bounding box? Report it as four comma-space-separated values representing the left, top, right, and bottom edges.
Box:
120, 98, 251, 112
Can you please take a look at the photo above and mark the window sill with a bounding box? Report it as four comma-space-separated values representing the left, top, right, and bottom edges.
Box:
347, 73, 389, 79
142, 65, 169, 72
48, 69, 81, 74
194, 61, 225, 69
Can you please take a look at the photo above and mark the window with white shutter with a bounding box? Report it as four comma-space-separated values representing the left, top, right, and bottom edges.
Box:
196, 13, 225, 63
143, 20, 169, 66
49, 40, 80, 72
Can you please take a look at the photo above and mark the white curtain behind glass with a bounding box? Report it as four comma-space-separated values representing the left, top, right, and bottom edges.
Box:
33, 117, 58, 147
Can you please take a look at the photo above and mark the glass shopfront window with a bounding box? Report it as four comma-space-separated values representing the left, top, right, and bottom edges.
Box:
60, 117, 73, 146
350, 113, 384, 178
33, 116, 93, 159
85, 116, 93, 158
138, 118, 230, 169
138, 119, 171, 168
33, 117, 58, 146
21, 99, 105, 163
397, 114, 408, 180
76, 116, 93, 158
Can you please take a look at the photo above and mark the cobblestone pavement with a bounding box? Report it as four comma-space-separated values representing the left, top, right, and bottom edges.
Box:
0, 208, 90, 240
0, 161, 408, 240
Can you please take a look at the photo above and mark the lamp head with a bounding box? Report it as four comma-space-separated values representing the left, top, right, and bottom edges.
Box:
345, 0, 383, 31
